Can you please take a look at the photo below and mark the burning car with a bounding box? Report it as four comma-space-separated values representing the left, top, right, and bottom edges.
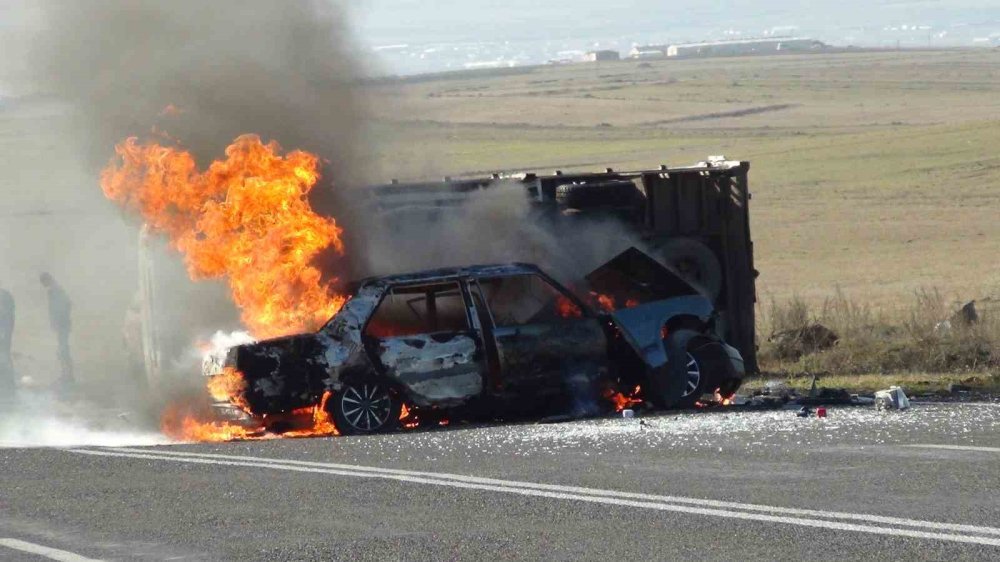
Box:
204, 247, 744, 435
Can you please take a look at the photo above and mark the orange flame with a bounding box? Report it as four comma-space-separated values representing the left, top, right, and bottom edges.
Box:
556, 296, 583, 318
603, 384, 643, 412
399, 403, 420, 430
160, 388, 341, 443
282, 392, 340, 438
206, 367, 250, 410
159, 402, 265, 443
100, 134, 346, 339
591, 292, 616, 313
587, 292, 639, 313
102, 132, 351, 442
714, 389, 734, 406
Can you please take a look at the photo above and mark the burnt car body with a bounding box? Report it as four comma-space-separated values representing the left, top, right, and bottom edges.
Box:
361, 158, 759, 375
206, 248, 744, 435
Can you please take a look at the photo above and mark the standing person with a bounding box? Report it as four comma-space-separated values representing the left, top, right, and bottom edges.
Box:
40, 273, 75, 387
0, 282, 15, 395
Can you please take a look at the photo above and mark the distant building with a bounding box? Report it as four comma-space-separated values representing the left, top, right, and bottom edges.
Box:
584, 50, 621, 62
666, 37, 826, 58
628, 45, 668, 59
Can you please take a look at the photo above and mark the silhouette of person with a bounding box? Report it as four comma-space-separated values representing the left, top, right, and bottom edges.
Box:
0, 282, 15, 395
40, 272, 75, 387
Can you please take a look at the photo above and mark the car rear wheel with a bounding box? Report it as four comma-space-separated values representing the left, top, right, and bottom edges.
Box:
647, 329, 722, 409
674, 350, 711, 409
329, 381, 401, 436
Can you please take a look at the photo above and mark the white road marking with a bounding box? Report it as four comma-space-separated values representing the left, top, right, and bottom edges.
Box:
0, 538, 102, 562
906, 444, 1000, 453
71, 447, 1000, 547
107, 447, 1000, 536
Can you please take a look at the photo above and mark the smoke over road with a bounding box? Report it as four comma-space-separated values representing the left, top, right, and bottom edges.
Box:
0, 0, 372, 445
0, 391, 168, 448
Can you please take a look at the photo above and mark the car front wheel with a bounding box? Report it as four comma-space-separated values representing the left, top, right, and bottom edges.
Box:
329, 380, 401, 436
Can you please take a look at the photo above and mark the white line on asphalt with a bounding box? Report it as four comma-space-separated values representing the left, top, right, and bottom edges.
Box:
906, 444, 1000, 453
0, 538, 102, 562
102, 446, 1000, 537
72, 447, 1000, 547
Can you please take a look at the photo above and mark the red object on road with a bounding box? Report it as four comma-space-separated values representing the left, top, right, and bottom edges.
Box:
817, 407, 827, 418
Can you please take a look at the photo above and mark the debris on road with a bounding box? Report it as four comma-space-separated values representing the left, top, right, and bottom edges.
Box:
875, 386, 911, 411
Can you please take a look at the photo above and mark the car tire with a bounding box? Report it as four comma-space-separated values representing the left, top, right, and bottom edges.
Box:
328, 379, 402, 436
673, 350, 708, 409
646, 329, 699, 409
676, 338, 736, 408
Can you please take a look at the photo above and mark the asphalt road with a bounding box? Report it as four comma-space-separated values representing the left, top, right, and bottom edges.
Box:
1, 401, 999, 561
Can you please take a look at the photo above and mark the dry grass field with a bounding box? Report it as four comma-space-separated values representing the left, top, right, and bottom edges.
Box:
1, 49, 997, 387
366, 49, 1000, 310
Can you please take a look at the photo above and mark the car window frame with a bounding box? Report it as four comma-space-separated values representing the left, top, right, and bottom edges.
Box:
473, 272, 592, 328
361, 279, 475, 340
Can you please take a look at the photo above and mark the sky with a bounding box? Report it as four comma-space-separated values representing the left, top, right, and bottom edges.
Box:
2, 1, 999, 79
350, 0, 1000, 44
348, 0, 1000, 73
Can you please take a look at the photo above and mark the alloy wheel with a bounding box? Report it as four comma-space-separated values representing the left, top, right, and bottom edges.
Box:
339, 383, 392, 432
681, 352, 701, 398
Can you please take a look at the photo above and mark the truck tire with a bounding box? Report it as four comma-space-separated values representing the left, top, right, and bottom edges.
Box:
328, 379, 401, 436
555, 180, 641, 209
657, 237, 723, 301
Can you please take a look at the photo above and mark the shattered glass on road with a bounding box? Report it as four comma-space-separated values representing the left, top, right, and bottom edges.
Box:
319, 401, 1000, 463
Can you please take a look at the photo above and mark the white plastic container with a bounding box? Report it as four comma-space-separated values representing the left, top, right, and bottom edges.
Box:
875, 386, 910, 411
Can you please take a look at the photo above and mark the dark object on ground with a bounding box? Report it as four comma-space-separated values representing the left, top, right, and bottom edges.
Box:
797, 406, 812, 418
769, 324, 839, 360
742, 394, 790, 409
798, 389, 853, 405
363, 158, 758, 375
952, 301, 979, 327
205, 249, 745, 435
948, 383, 973, 393
798, 387, 854, 406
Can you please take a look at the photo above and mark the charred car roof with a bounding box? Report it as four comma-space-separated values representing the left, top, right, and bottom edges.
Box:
352, 263, 544, 290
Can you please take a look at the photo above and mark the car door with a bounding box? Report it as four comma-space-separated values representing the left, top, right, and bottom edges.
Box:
471, 274, 608, 396
363, 280, 486, 407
